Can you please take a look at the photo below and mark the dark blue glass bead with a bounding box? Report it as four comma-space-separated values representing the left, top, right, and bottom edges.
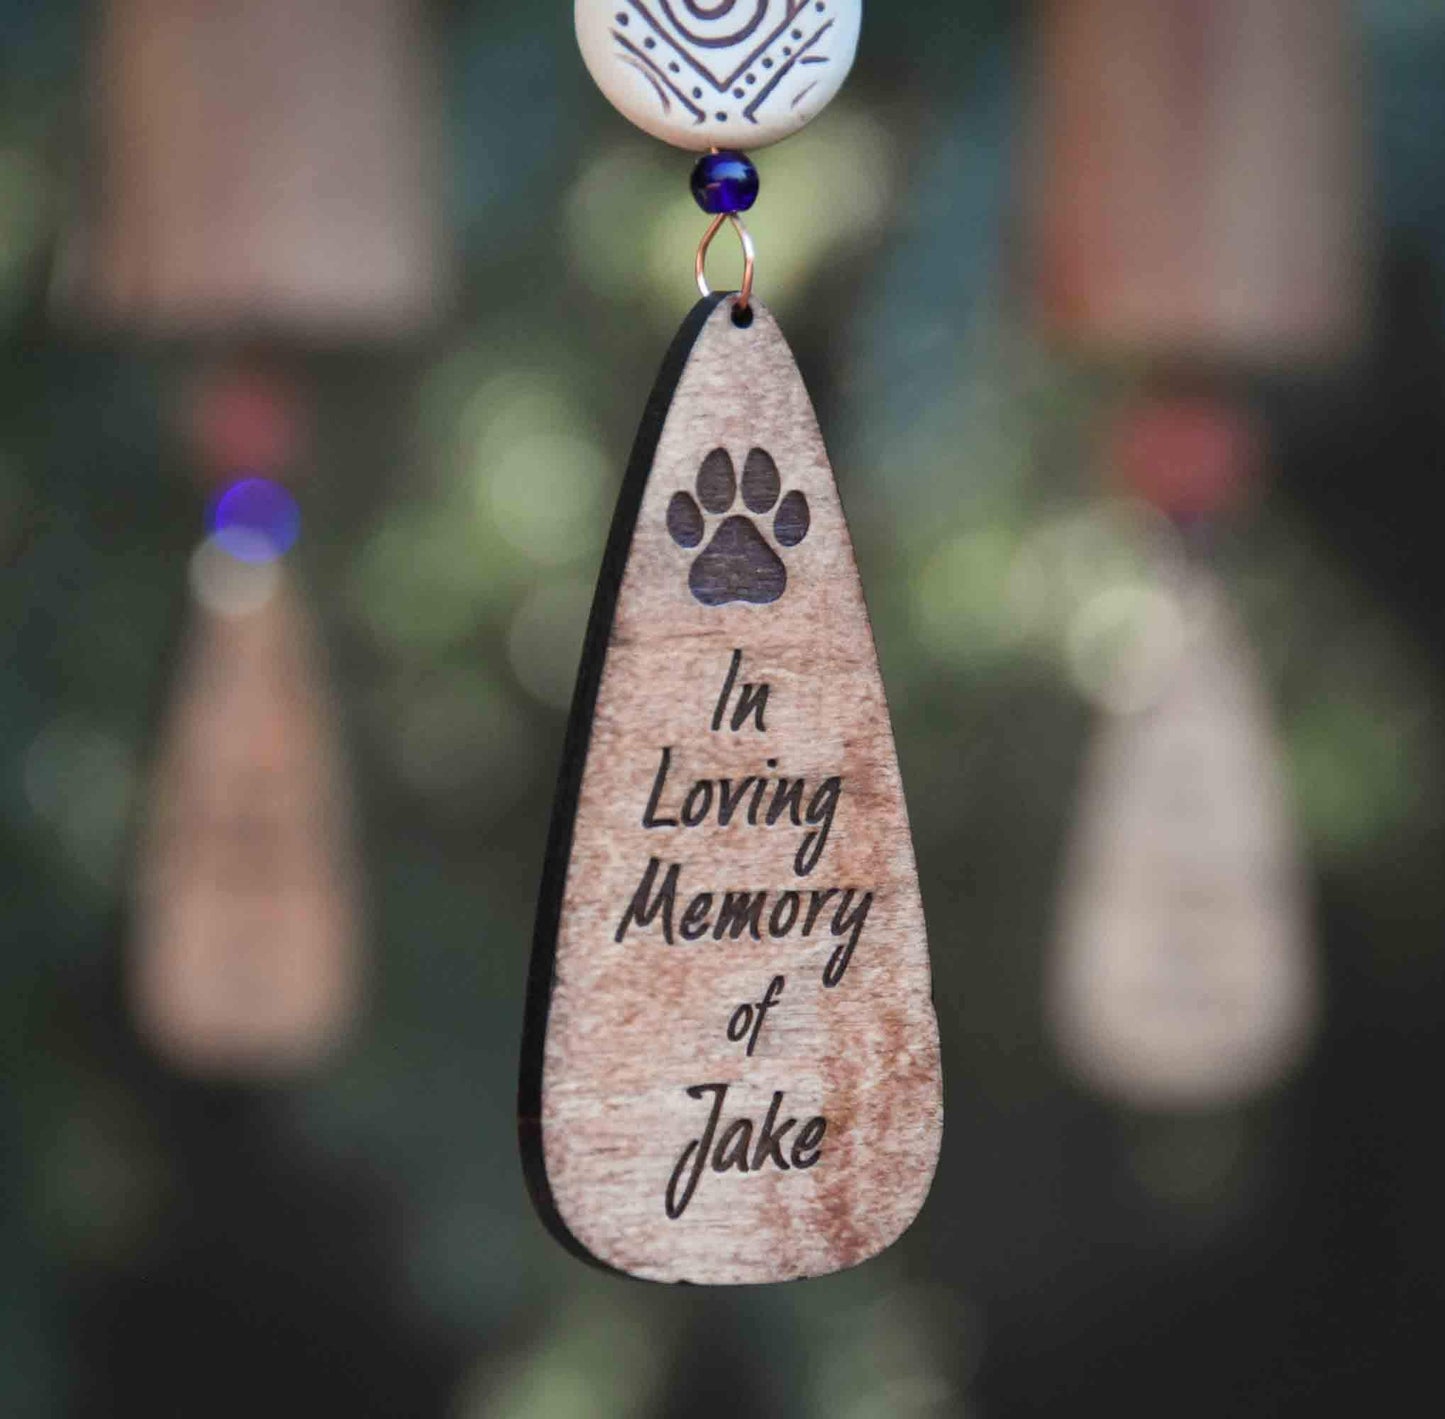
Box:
207, 476, 300, 562
690, 151, 759, 215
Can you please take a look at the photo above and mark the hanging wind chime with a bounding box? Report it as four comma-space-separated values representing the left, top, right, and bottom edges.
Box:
1048, 392, 1318, 1108
1031, 0, 1363, 1109
55, 0, 444, 1077
128, 362, 361, 1078
520, 0, 943, 1283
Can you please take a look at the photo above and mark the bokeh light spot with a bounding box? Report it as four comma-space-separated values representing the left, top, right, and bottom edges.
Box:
913, 526, 1025, 666
189, 535, 282, 617
484, 431, 609, 566
508, 580, 592, 708
1067, 580, 1187, 714
22, 718, 135, 887
207, 477, 300, 562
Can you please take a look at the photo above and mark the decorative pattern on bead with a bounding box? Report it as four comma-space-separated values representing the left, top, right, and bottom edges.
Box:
577, 0, 861, 152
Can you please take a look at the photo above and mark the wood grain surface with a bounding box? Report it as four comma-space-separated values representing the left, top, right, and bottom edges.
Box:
521, 296, 942, 1283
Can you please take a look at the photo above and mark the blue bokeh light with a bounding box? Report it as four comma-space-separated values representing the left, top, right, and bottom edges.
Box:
207, 477, 301, 563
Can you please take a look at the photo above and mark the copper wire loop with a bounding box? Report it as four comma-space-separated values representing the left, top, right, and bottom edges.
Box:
695, 213, 756, 313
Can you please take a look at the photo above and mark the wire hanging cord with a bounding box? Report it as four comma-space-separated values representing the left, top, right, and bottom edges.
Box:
695, 214, 756, 313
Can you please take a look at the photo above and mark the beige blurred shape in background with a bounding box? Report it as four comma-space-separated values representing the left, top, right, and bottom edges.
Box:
1033, 0, 1364, 362
51, 0, 450, 1075
54, 0, 445, 335
132, 568, 360, 1077
1049, 564, 1318, 1109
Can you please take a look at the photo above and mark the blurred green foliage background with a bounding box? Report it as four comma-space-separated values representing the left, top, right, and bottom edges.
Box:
5, 2, 1445, 1415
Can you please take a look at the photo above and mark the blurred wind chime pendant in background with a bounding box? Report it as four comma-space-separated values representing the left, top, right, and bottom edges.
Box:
521, 1, 943, 1283
53, 0, 447, 1077
1046, 393, 1317, 1111
130, 363, 361, 1078
1030, 0, 1363, 1122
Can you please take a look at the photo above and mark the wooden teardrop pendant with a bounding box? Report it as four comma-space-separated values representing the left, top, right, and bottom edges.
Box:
132, 570, 359, 1078
1048, 565, 1317, 1109
521, 296, 942, 1284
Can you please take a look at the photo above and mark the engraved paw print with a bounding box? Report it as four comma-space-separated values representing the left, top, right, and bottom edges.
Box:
666, 448, 810, 607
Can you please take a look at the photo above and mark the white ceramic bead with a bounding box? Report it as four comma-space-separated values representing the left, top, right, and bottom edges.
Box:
576, 0, 861, 152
